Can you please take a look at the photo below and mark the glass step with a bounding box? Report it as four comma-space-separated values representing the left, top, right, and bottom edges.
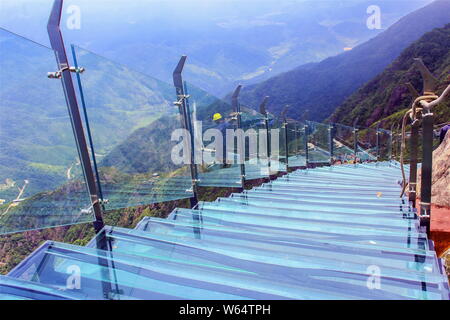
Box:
7, 240, 383, 300
81, 226, 449, 300
254, 185, 404, 199
137, 215, 431, 259
136, 216, 441, 276
226, 194, 412, 214
276, 175, 401, 189
166, 212, 426, 254
273, 178, 401, 192
169, 207, 425, 242
199, 200, 417, 230
245, 189, 408, 206
259, 182, 404, 196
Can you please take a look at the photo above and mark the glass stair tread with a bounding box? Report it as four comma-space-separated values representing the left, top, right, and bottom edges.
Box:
136, 216, 441, 275
4, 162, 448, 300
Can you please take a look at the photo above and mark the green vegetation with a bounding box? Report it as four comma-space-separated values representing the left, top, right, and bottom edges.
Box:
236, 1, 450, 122
330, 23, 450, 129
0, 179, 263, 275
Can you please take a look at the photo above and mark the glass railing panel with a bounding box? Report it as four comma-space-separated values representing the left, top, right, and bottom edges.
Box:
391, 130, 401, 162
357, 128, 377, 162
188, 87, 243, 188
306, 121, 330, 164
401, 129, 424, 163
286, 121, 306, 167
71, 46, 193, 210
240, 108, 270, 180
333, 123, 355, 164
0, 29, 94, 234
269, 118, 287, 174
379, 129, 392, 161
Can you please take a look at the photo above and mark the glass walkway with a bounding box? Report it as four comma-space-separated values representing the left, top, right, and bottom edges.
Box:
1, 162, 448, 300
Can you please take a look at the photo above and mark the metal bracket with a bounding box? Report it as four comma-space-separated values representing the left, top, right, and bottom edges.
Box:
173, 94, 191, 106
48, 66, 85, 79
99, 199, 109, 205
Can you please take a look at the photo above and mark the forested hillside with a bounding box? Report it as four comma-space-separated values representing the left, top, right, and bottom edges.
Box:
234, 0, 450, 122
329, 23, 450, 128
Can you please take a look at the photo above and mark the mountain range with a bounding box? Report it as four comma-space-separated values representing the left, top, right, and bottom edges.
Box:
329, 23, 450, 128
234, 0, 450, 122
0, 0, 435, 96
0, 31, 217, 203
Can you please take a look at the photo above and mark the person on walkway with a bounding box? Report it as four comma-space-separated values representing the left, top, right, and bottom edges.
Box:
439, 124, 450, 144
213, 113, 234, 168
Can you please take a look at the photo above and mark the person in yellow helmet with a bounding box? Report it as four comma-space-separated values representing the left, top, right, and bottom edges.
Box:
213, 113, 223, 122
212, 112, 232, 168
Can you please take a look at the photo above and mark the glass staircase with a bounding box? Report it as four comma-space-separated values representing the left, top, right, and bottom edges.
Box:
0, 26, 447, 301
1, 162, 449, 300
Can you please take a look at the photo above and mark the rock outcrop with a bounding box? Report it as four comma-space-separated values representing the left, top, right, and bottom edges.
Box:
417, 131, 450, 207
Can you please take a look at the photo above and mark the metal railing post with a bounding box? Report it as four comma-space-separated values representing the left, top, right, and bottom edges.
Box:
232, 85, 246, 187
280, 106, 289, 171
420, 113, 434, 231
376, 124, 380, 162
408, 122, 419, 206
352, 118, 360, 164
353, 128, 359, 163
329, 124, 335, 165
259, 97, 271, 173
294, 124, 299, 160
304, 124, 309, 167
389, 124, 395, 162
47, 0, 104, 233
48, 0, 115, 299
173, 56, 198, 208
413, 58, 438, 232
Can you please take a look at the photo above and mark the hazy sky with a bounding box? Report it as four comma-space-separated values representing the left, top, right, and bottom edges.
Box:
0, 0, 433, 47
0, 0, 435, 94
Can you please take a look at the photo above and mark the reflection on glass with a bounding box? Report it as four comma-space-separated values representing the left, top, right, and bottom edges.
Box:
378, 129, 392, 161
0, 29, 93, 234
286, 121, 306, 167
270, 118, 287, 173
240, 108, 270, 180
357, 128, 377, 161
72, 46, 194, 210
333, 123, 356, 163
306, 121, 330, 164
188, 87, 243, 188
402, 129, 423, 163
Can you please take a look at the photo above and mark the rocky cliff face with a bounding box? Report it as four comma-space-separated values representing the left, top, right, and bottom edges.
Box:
417, 130, 450, 207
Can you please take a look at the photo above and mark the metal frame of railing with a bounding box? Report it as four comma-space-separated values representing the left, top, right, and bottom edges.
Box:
47, 0, 104, 233
173, 56, 199, 208
231, 85, 246, 187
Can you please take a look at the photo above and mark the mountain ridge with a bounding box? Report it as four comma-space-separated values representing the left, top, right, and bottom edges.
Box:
233, 0, 450, 122
329, 23, 450, 128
